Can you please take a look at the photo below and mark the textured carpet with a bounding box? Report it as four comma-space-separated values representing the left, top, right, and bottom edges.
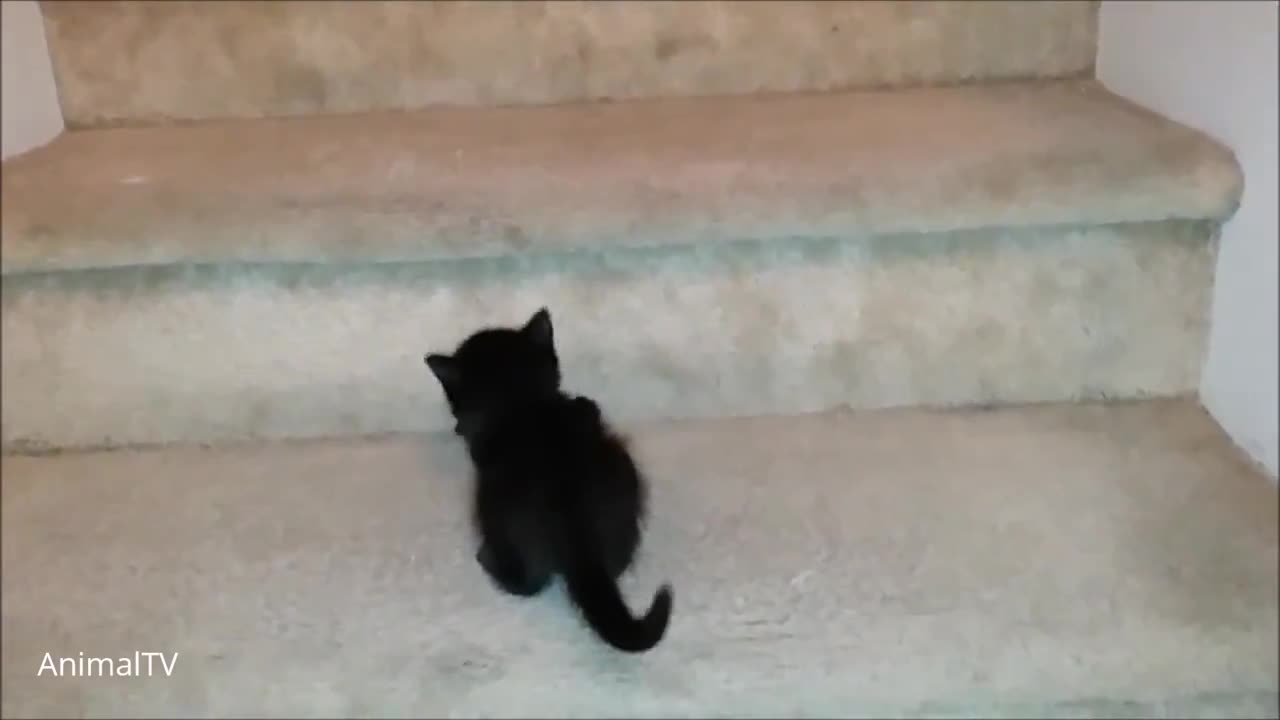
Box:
0, 79, 1240, 451
0, 80, 1239, 273
38, 1, 1098, 125
0, 220, 1216, 452
3, 399, 1276, 718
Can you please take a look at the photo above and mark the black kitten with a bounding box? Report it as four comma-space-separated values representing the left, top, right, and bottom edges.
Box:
425, 308, 673, 653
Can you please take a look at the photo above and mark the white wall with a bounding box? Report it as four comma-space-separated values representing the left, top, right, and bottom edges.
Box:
1098, 1, 1278, 479
2, 0, 63, 160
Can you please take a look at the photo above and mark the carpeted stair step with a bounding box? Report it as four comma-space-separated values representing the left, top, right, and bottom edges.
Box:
41, 0, 1099, 126
2, 400, 1276, 717
0, 80, 1242, 452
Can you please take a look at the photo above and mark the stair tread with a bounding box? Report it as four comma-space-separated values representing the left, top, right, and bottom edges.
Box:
1, 79, 1241, 275
2, 399, 1276, 716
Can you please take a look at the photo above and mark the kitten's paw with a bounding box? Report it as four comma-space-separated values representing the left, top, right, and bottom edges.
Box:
477, 544, 549, 598
498, 573, 551, 598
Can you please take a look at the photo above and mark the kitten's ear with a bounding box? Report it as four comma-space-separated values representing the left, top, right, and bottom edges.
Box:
522, 307, 554, 348
425, 353, 461, 388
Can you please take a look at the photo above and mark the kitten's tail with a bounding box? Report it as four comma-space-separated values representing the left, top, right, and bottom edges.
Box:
561, 534, 673, 654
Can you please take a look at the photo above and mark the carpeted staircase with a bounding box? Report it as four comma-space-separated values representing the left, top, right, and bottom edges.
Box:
2, 2, 1276, 717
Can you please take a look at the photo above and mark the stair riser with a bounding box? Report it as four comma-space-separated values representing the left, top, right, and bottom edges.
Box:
2, 220, 1214, 452
42, 1, 1098, 127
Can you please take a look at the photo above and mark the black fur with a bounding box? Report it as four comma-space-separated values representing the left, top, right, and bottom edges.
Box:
425, 308, 673, 653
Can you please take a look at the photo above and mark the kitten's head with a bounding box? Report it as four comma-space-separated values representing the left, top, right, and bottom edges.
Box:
424, 308, 561, 437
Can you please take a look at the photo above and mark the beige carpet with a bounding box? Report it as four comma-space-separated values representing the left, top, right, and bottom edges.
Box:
3, 399, 1276, 718
0, 221, 1217, 452
0, 80, 1239, 274
0, 78, 1241, 451
39, 2, 1097, 125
